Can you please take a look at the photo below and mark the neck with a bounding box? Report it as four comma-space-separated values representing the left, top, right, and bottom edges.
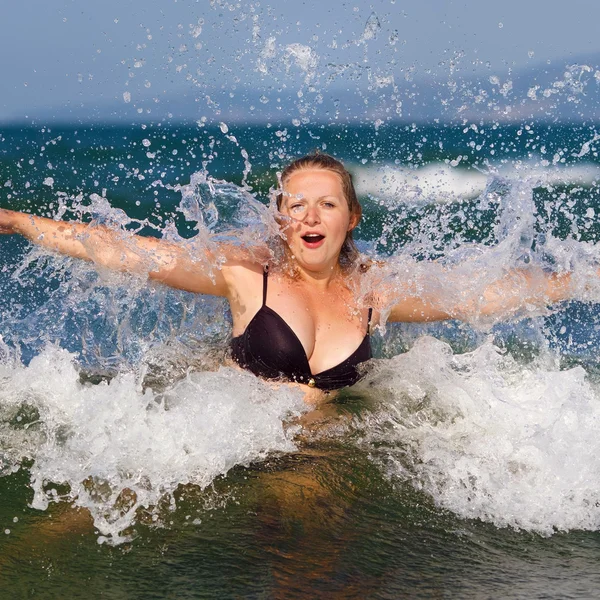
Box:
279, 241, 346, 288
293, 261, 342, 289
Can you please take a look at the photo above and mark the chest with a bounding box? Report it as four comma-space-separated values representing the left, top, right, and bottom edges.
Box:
232, 272, 368, 374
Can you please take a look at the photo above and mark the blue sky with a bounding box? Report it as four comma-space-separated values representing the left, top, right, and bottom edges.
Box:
2, 0, 600, 123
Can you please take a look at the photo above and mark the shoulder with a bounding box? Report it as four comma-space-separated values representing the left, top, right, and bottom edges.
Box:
352, 258, 392, 303
218, 242, 269, 274
218, 243, 269, 301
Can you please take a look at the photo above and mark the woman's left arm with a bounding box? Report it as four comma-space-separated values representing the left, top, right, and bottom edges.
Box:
386, 268, 572, 323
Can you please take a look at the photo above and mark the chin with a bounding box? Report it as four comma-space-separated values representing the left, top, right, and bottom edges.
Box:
297, 257, 337, 273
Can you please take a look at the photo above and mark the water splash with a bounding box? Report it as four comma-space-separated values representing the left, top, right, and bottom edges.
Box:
359, 336, 600, 535
0, 346, 304, 544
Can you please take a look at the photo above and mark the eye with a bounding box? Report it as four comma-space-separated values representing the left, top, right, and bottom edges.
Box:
290, 203, 305, 213
321, 200, 338, 209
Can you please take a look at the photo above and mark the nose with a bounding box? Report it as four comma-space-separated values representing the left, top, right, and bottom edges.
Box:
303, 205, 320, 225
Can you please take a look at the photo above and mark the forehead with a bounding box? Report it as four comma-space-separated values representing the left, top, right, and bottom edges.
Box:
283, 168, 343, 198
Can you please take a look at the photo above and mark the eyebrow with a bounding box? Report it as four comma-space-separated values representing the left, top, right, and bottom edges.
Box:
287, 195, 339, 202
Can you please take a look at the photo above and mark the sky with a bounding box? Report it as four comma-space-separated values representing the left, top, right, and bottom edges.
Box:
2, 0, 600, 123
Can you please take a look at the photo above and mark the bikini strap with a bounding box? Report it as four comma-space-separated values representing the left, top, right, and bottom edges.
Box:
367, 307, 373, 335
262, 265, 269, 306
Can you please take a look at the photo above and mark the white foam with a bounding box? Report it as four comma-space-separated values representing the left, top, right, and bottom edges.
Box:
359, 336, 600, 534
0, 347, 304, 543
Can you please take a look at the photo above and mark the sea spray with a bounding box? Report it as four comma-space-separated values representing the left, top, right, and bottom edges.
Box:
0, 175, 281, 371
0, 346, 305, 543
358, 336, 600, 535
2, 118, 600, 542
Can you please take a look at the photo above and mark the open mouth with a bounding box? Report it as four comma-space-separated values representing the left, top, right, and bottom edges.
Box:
301, 234, 325, 244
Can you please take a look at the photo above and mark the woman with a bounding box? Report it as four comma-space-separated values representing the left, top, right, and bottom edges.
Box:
0, 153, 571, 403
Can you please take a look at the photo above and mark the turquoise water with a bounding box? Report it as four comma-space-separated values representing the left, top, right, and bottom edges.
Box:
1, 122, 600, 597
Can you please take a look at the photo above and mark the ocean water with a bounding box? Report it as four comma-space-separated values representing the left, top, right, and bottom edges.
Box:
1, 119, 600, 598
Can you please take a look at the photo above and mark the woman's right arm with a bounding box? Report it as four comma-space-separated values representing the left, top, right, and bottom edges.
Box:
0, 208, 232, 296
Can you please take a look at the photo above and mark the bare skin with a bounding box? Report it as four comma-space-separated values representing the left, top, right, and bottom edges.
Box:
0, 168, 573, 400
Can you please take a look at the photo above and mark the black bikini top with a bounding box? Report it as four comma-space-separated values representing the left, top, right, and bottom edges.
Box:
231, 267, 372, 391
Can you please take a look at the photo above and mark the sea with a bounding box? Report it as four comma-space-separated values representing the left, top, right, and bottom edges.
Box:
1, 118, 600, 598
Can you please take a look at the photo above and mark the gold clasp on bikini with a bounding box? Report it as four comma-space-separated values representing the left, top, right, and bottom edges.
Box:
308, 378, 316, 388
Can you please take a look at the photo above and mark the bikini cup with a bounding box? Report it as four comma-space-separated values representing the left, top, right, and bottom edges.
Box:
231, 267, 372, 391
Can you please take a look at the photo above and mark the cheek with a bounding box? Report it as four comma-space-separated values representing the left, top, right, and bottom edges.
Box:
280, 220, 301, 245
333, 215, 352, 236
277, 211, 297, 231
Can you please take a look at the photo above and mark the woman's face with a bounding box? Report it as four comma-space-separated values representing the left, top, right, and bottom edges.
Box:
279, 168, 356, 274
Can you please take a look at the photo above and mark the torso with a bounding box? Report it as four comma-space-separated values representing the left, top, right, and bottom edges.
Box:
227, 264, 370, 376
230, 267, 371, 389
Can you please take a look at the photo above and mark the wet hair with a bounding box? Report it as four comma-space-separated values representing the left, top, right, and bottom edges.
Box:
276, 152, 362, 269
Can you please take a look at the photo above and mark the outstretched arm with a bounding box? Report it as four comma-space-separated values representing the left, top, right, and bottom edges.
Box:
0, 208, 232, 296
387, 267, 572, 323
